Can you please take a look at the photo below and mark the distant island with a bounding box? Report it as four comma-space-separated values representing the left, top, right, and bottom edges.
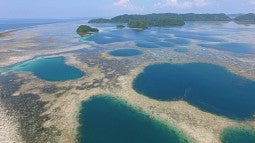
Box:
89, 13, 231, 23
116, 24, 125, 29
76, 25, 99, 36
234, 13, 255, 24
88, 13, 232, 29
127, 18, 185, 29
81, 13, 255, 32
127, 20, 149, 29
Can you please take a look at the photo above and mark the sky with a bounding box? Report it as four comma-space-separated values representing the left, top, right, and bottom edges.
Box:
0, 0, 255, 18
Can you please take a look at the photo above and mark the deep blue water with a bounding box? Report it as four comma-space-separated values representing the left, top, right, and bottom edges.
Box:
0, 19, 74, 32
133, 63, 255, 120
9, 57, 84, 81
199, 43, 255, 54
221, 127, 255, 143
78, 95, 191, 143
109, 49, 143, 57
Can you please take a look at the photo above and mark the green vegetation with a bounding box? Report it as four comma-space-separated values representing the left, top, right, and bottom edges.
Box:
234, 13, 255, 24
180, 13, 231, 21
88, 13, 231, 24
128, 20, 149, 29
76, 25, 99, 36
127, 18, 185, 29
150, 18, 185, 26
116, 24, 125, 29
88, 18, 111, 23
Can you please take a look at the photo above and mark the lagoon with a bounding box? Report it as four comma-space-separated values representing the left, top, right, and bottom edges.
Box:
10, 57, 84, 81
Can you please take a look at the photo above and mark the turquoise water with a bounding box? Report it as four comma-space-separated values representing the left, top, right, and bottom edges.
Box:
9, 57, 84, 81
199, 43, 255, 54
133, 63, 255, 120
109, 49, 143, 57
78, 95, 191, 143
221, 127, 255, 143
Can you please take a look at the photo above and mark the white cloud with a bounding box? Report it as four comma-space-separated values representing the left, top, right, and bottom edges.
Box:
113, 0, 144, 12
250, 0, 255, 4
155, 0, 207, 9
114, 0, 130, 7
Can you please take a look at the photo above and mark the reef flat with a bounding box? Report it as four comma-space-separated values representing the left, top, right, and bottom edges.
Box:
0, 20, 255, 143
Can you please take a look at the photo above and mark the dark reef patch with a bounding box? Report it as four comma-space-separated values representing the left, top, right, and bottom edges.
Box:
1, 91, 60, 142
76, 48, 140, 90
0, 73, 23, 98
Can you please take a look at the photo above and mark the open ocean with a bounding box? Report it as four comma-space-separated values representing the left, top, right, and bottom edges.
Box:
0, 19, 80, 32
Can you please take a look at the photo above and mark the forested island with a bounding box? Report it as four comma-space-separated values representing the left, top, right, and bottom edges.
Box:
76, 25, 99, 36
88, 13, 231, 29
234, 13, 255, 24
127, 18, 185, 29
81, 13, 255, 31
89, 13, 231, 23
116, 24, 125, 29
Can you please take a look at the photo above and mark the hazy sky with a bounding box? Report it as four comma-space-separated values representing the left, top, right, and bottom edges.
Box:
0, 0, 255, 18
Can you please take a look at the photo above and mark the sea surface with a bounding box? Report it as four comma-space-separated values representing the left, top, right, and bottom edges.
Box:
0, 19, 78, 32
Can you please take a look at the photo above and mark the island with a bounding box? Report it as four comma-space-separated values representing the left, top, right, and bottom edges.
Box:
88, 18, 111, 23
116, 24, 125, 29
127, 20, 149, 29
76, 25, 99, 36
127, 18, 185, 29
88, 13, 232, 29
89, 13, 231, 24
234, 13, 255, 24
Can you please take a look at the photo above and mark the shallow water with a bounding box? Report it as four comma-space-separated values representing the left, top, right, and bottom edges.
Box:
133, 63, 255, 120
199, 43, 255, 54
221, 127, 255, 143
109, 49, 143, 57
174, 48, 188, 53
9, 57, 84, 81
78, 96, 191, 143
